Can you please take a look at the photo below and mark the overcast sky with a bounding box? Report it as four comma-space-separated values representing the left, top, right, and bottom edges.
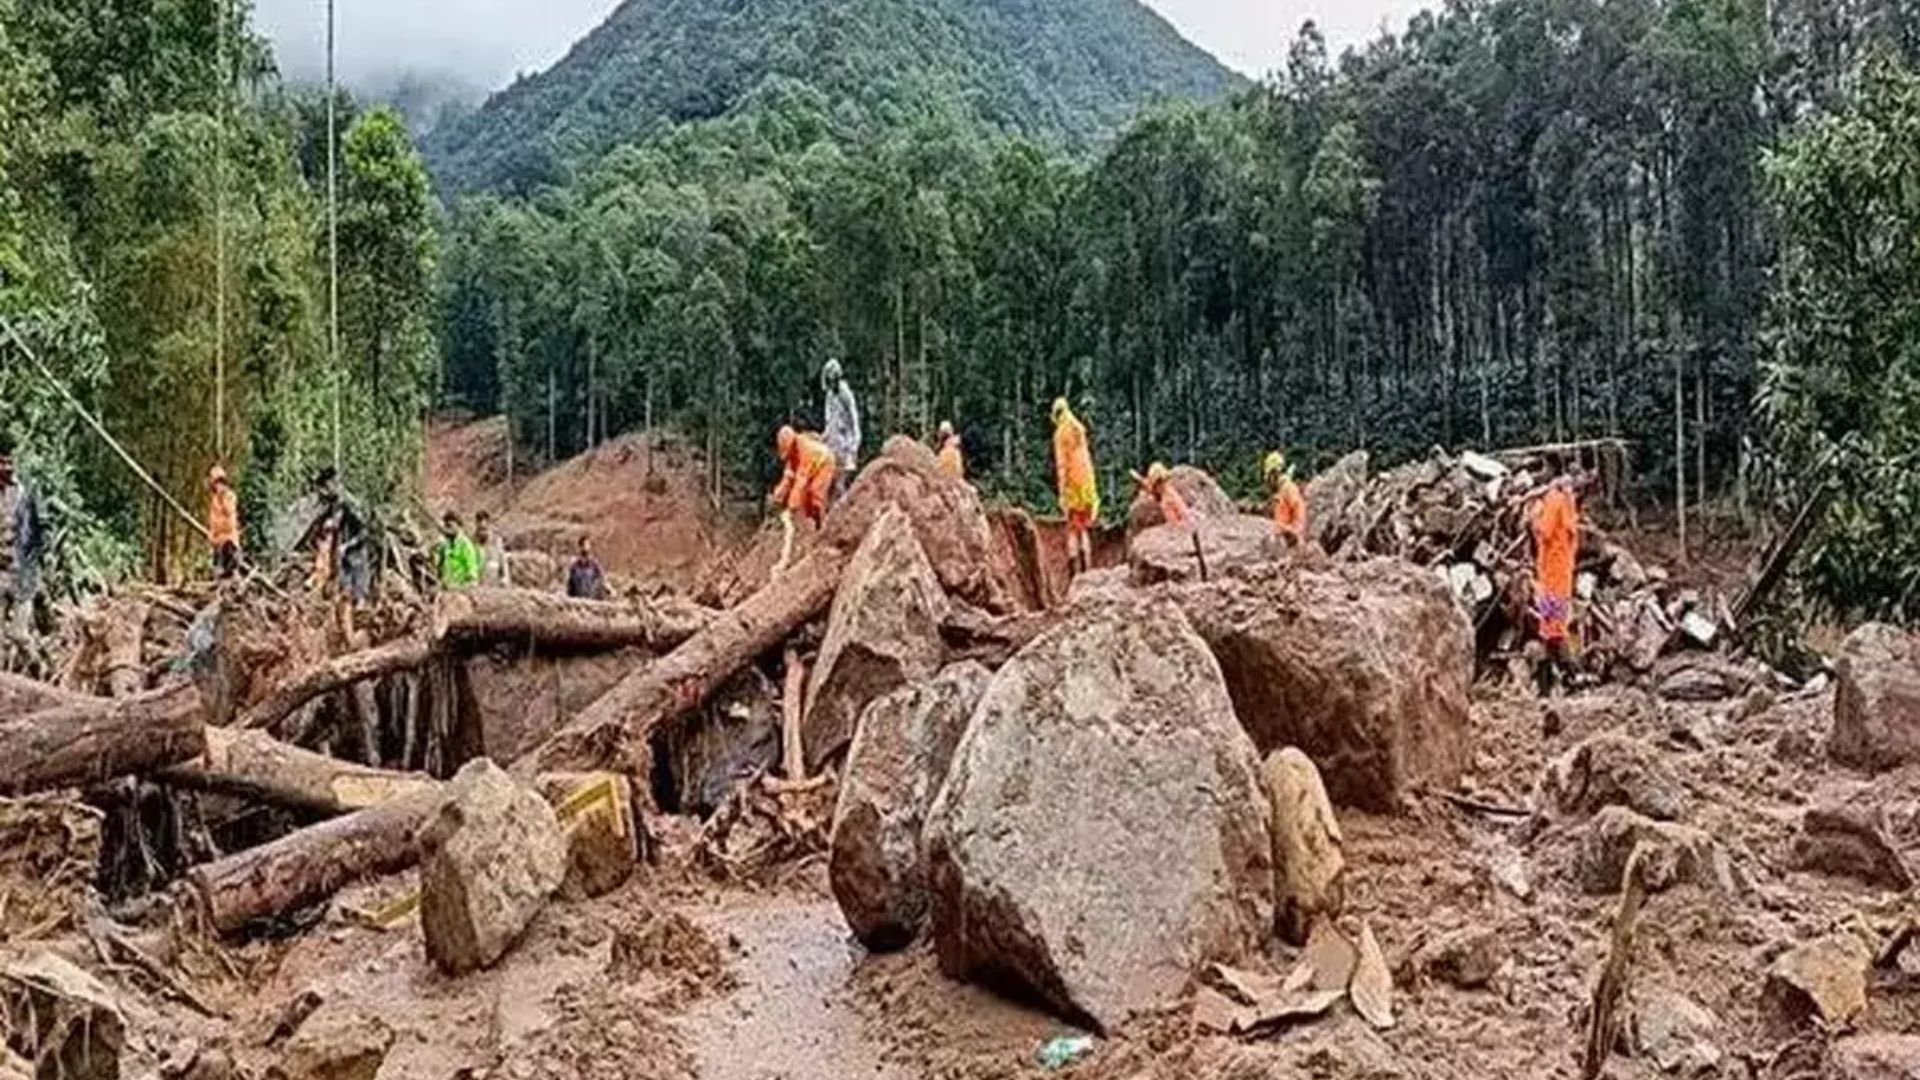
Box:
255, 0, 1433, 92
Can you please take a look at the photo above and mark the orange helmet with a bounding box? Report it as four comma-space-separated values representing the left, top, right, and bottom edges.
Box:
776, 425, 797, 460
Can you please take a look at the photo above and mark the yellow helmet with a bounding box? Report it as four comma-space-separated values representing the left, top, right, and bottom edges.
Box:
1050, 397, 1071, 425
1262, 451, 1286, 481
1145, 462, 1170, 490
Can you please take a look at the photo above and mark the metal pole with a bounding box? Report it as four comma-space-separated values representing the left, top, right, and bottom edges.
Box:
214, 0, 226, 462
327, 0, 341, 473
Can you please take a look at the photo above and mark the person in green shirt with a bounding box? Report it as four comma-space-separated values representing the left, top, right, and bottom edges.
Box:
436, 511, 482, 589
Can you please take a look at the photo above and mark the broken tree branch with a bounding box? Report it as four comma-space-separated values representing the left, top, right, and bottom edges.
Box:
782, 649, 807, 783
1583, 844, 1650, 1080
238, 637, 434, 733
433, 589, 712, 651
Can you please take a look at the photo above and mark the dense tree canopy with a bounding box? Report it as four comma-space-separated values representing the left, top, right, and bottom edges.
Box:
0, 0, 439, 583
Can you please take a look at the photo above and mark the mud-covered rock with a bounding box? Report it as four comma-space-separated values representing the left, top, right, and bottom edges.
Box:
1538, 733, 1688, 822
269, 1006, 392, 1080
1129, 515, 1280, 586
1304, 450, 1369, 549
830, 662, 992, 951
1766, 934, 1872, 1027
1410, 926, 1507, 990
1790, 802, 1914, 890
826, 436, 1017, 612
418, 760, 568, 975
1830, 623, 1920, 771
1172, 560, 1472, 812
1830, 1035, 1920, 1080
0, 952, 124, 1080
804, 506, 949, 771
924, 597, 1273, 1032
1261, 748, 1345, 944
1633, 990, 1722, 1075
1576, 806, 1735, 895
1125, 466, 1239, 535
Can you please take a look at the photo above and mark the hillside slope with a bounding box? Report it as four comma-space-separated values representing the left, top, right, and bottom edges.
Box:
424, 0, 1242, 193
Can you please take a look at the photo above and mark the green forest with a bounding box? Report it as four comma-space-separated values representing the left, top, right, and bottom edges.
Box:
5, 0, 1920, 620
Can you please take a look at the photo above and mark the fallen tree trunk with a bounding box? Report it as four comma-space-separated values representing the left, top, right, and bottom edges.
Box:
237, 637, 434, 733
0, 683, 205, 795
0, 672, 89, 716
159, 727, 438, 815
514, 549, 847, 778
183, 784, 449, 934
434, 589, 712, 651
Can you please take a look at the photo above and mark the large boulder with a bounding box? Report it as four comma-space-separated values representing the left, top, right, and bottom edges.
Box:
418, 760, 568, 975
825, 436, 1018, 612
830, 662, 992, 951
1303, 450, 1369, 549
924, 597, 1273, 1032
1170, 560, 1472, 812
1125, 466, 1239, 535
1830, 623, 1920, 771
1129, 515, 1282, 586
1262, 749, 1346, 945
803, 506, 949, 771
0, 952, 124, 1080
464, 648, 644, 760
1789, 802, 1914, 890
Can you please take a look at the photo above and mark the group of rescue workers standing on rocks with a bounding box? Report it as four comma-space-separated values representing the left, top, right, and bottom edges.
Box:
7, 347, 1579, 691
765, 357, 1587, 692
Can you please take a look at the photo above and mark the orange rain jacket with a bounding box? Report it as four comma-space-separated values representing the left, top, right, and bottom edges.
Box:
774, 432, 838, 523
1530, 486, 1579, 643
1271, 477, 1306, 541
1053, 408, 1099, 528
208, 485, 240, 548
937, 436, 965, 481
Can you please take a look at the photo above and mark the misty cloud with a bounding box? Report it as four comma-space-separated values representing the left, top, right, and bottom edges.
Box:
251, 0, 1432, 96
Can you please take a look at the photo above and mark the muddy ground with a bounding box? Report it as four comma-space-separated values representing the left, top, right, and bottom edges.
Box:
86, 665, 1912, 1080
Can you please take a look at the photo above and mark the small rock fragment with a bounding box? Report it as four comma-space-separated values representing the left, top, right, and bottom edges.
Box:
418, 759, 568, 976
1538, 732, 1689, 822
1350, 920, 1395, 1031
1414, 926, 1507, 990
1790, 803, 1914, 890
269, 1007, 393, 1080
1633, 989, 1722, 1075
1577, 806, 1736, 896
1302, 920, 1357, 992
1766, 934, 1872, 1027
1262, 748, 1346, 945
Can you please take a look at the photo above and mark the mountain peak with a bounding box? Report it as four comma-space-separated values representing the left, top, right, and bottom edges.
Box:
424, 0, 1243, 194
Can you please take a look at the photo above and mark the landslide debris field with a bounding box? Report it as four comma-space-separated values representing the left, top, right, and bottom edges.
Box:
2, 427, 1916, 1080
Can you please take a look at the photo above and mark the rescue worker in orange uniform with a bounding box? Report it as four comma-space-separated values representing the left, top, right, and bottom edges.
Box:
936, 421, 965, 481
771, 425, 838, 572
1139, 461, 1208, 580
1264, 451, 1306, 546
1051, 398, 1099, 577
207, 464, 241, 580
1529, 458, 1581, 693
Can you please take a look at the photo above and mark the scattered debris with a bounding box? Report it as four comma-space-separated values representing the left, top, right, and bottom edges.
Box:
0, 951, 126, 1080
699, 770, 837, 882
1035, 1035, 1096, 1071
0, 796, 103, 940
1829, 1034, 1920, 1079
607, 909, 737, 1004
